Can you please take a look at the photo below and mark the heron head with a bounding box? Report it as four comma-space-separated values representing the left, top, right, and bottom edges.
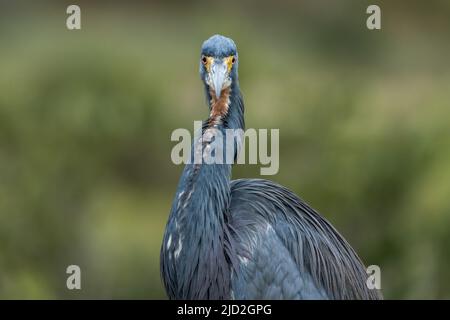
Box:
200, 35, 238, 99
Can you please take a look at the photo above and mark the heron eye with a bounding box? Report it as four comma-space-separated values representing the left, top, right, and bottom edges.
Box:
201, 56, 208, 65
231, 56, 236, 64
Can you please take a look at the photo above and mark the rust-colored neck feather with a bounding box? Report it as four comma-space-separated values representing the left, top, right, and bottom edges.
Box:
208, 87, 231, 126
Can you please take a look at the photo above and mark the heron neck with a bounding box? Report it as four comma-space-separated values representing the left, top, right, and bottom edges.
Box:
162, 86, 243, 299
209, 82, 244, 131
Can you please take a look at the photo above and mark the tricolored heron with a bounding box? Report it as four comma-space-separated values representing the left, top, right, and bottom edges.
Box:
160, 35, 382, 300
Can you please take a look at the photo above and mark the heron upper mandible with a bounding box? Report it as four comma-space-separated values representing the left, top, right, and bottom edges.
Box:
160, 34, 383, 300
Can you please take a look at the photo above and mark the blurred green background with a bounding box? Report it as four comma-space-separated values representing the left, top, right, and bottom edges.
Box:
0, 0, 449, 299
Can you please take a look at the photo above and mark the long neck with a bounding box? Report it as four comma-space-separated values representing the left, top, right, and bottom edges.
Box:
161, 83, 244, 299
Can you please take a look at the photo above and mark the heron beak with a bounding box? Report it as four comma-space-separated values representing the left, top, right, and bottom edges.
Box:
210, 61, 228, 99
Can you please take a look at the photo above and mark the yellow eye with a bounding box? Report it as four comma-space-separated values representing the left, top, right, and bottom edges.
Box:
201, 56, 213, 72
225, 56, 235, 72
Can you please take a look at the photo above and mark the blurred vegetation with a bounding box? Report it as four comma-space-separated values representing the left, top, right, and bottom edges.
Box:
0, 0, 449, 299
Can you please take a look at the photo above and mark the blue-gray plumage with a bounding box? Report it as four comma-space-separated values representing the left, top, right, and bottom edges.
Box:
160, 35, 383, 300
